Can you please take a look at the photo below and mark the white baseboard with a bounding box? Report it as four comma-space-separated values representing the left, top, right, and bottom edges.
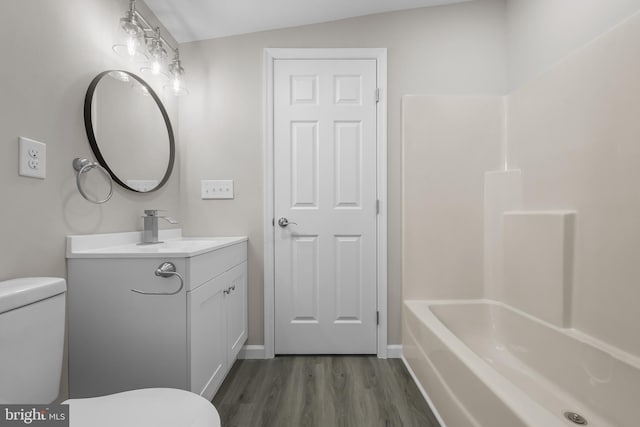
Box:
387, 344, 403, 358
400, 355, 448, 427
238, 345, 267, 359
240, 344, 401, 359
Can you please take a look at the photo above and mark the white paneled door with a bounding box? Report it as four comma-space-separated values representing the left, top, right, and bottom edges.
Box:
274, 59, 378, 354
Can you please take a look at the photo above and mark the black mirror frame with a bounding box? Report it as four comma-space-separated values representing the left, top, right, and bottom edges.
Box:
83, 70, 175, 193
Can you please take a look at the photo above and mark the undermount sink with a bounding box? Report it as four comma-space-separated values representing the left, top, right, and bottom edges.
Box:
66, 229, 247, 258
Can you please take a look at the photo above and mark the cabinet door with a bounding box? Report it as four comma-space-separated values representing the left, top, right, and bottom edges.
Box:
189, 274, 226, 400
226, 261, 248, 363
68, 258, 188, 398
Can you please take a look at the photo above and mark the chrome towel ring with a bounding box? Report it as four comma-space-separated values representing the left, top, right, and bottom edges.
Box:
72, 158, 113, 204
131, 262, 185, 296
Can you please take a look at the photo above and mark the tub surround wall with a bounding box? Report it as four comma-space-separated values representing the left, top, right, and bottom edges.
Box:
502, 211, 575, 327
507, 11, 640, 357
482, 170, 523, 300
404, 9, 640, 360
506, 0, 640, 90
402, 95, 503, 300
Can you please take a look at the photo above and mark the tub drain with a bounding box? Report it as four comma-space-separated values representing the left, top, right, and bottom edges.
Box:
564, 411, 588, 425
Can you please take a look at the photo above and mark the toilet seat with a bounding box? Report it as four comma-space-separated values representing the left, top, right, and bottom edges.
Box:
63, 388, 221, 427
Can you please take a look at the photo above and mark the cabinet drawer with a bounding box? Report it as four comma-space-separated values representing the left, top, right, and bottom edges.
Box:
188, 241, 247, 290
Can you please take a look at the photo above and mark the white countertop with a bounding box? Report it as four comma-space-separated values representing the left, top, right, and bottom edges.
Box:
66, 229, 248, 258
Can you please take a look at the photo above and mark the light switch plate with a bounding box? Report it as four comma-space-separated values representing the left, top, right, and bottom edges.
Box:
201, 180, 234, 199
19, 137, 46, 179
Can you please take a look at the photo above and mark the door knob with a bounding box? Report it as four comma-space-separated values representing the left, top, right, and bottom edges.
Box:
278, 217, 297, 227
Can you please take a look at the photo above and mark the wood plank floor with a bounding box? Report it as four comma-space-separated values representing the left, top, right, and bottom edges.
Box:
212, 356, 441, 427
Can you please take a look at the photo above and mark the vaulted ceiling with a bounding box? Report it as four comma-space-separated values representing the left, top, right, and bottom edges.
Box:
144, 0, 471, 43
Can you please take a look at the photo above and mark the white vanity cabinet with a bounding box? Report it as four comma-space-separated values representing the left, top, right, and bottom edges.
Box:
188, 254, 248, 398
66, 231, 247, 401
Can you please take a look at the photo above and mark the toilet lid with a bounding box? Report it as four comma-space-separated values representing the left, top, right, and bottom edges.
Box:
63, 388, 221, 427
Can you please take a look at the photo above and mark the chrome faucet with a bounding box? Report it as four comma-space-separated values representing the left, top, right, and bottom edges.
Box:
140, 210, 178, 245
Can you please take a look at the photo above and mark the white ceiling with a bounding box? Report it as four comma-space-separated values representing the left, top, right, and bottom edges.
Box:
144, 0, 471, 43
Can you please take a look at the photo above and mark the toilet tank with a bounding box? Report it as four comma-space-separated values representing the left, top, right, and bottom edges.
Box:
0, 277, 66, 404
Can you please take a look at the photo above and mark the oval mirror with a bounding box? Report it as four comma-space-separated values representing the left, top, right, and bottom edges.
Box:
84, 70, 174, 193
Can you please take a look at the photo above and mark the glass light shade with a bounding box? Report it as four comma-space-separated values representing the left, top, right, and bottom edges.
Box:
147, 30, 167, 62
168, 56, 184, 77
139, 66, 169, 81
164, 75, 189, 96
120, 16, 142, 38
151, 60, 162, 75
144, 32, 167, 76
113, 26, 147, 62
112, 42, 148, 62
126, 36, 139, 56
164, 50, 187, 96
114, 0, 146, 61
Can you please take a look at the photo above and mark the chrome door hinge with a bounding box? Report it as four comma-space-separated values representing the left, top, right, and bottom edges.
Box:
376, 311, 380, 325
376, 199, 380, 215
375, 88, 380, 103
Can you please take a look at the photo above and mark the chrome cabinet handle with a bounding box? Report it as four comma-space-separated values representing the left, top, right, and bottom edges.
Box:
278, 217, 297, 227
131, 262, 184, 296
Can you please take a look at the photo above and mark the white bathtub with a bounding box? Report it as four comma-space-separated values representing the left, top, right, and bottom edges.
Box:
403, 300, 640, 427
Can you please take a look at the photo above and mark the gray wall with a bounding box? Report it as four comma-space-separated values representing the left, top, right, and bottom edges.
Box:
0, 0, 179, 401
402, 96, 503, 302
0, 0, 180, 282
178, 0, 509, 346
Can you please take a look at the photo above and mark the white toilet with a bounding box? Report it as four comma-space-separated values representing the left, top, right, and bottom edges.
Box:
0, 277, 221, 427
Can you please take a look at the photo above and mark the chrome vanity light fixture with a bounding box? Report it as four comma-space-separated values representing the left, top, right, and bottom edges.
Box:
146, 27, 168, 76
165, 49, 189, 96
120, 0, 143, 54
113, 0, 147, 61
140, 26, 169, 80
113, 0, 188, 95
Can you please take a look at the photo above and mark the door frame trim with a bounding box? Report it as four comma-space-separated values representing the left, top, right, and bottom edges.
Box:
263, 48, 388, 358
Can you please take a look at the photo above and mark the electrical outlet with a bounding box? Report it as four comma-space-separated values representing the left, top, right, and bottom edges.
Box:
201, 180, 234, 199
19, 137, 46, 179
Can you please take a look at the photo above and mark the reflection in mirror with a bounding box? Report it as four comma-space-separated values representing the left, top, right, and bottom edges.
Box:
84, 70, 174, 193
